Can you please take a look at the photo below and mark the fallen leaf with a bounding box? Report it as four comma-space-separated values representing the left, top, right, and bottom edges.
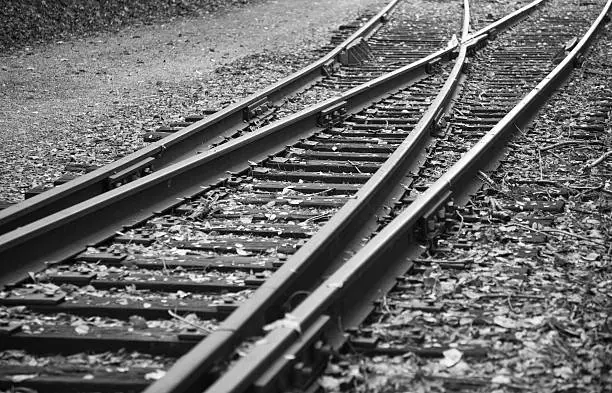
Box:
319, 376, 342, 390
553, 366, 573, 379
492, 375, 511, 384
440, 348, 462, 368
494, 315, 518, 329
524, 316, 546, 327
129, 315, 148, 329
263, 313, 301, 333
582, 252, 600, 261
145, 369, 166, 381
9, 374, 38, 382
74, 323, 90, 335
236, 248, 252, 256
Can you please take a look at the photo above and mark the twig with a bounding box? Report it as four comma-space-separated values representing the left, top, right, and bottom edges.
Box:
347, 160, 363, 174
168, 310, 212, 333
507, 295, 517, 314
514, 124, 525, 134
455, 108, 467, 117
573, 184, 603, 199
302, 213, 332, 224
538, 149, 544, 180
479, 293, 545, 300
539, 140, 584, 152
455, 211, 464, 238
513, 222, 606, 246
161, 259, 169, 275
400, 183, 411, 191
381, 295, 393, 315
478, 170, 495, 187
582, 150, 612, 171
310, 188, 335, 196
570, 206, 598, 215
413, 257, 472, 267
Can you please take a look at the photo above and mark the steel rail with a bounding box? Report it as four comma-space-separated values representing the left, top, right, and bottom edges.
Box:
199, 0, 469, 391
141, 37, 464, 393
0, 46, 454, 286
0, 0, 402, 235
146, 1, 555, 388
0, 45, 457, 392
209, 1, 612, 392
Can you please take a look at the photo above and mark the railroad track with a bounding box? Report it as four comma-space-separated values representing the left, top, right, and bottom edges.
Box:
0, 0, 610, 392
201, 1, 611, 393
0, 0, 464, 234
320, 9, 612, 392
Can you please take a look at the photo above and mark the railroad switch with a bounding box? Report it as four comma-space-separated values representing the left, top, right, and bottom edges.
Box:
254, 318, 330, 392
24, 185, 52, 199
322, 59, 341, 77
107, 157, 155, 189
318, 101, 348, 128
417, 200, 455, 241
467, 34, 488, 57
426, 58, 441, 74
338, 37, 374, 65
243, 97, 271, 122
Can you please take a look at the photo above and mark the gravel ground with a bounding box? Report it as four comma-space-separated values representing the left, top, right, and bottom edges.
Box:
0, 0, 260, 54
0, 0, 386, 203
470, 0, 536, 31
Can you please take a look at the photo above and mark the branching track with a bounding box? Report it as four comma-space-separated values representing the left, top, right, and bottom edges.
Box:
0, 0, 610, 392
0, 0, 461, 234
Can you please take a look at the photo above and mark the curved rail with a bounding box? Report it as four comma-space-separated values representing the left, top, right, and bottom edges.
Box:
208, 0, 612, 391
195, 1, 469, 391
0, 0, 402, 235
0, 45, 455, 287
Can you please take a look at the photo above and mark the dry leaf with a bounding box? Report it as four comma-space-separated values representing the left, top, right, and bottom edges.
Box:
492, 375, 511, 384
494, 315, 518, 329
263, 313, 301, 333
9, 374, 38, 382
74, 323, 90, 335
145, 369, 166, 381
440, 348, 462, 368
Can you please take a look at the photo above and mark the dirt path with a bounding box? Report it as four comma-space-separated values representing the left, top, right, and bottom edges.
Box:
0, 0, 385, 202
